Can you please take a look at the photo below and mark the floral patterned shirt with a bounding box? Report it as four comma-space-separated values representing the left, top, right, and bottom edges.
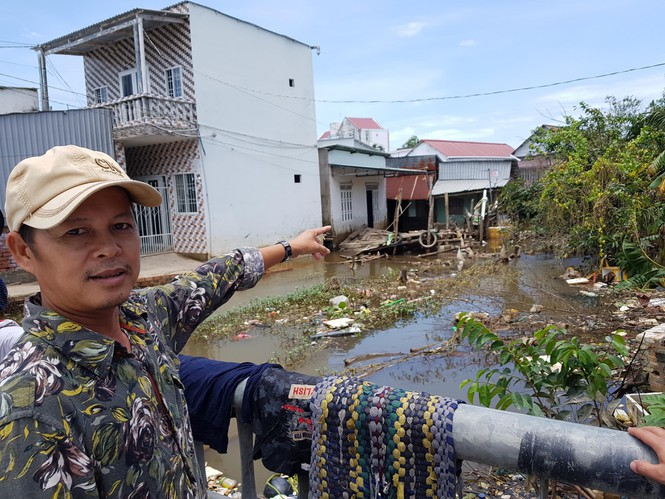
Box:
0, 248, 263, 498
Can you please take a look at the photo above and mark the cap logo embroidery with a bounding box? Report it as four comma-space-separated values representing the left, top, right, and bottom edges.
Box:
95, 158, 122, 176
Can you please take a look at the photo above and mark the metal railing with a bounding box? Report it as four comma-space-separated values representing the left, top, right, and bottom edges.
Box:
215, 376, 665, 498
133, 195, 172, 256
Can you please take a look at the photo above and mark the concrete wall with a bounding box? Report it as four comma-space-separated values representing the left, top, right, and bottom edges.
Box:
328, 172, 387, 238
188, 3, 322, 254
0, 88, 38, 115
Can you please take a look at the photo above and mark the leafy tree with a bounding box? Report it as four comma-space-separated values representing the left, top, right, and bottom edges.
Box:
496, 177, 543, 225
402, 135, 420, 148
503, 95, 665, 269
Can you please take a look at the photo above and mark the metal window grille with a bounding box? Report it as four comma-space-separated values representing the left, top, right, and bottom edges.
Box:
175, 173, 197, 213
340, 185, 352, 222
94, 86, 108, 104
166, 67, 183, 98
133, 182, 173, 255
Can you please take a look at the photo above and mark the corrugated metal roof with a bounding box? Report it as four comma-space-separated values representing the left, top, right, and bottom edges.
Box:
330, 164, 421, 177
386, 174, 431, 200
432, 178, 509, 196
36, 1, 314, 56
35, 7, 188, 55
347, 117, 383, 130
422, 139, 514, 158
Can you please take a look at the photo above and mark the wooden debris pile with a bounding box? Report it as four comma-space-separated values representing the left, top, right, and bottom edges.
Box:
337, 227, 392, 254
337, 225, 477, 256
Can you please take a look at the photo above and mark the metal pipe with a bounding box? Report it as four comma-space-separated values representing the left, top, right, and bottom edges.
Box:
453, 404, 665, 497
232, 379, 256, 499
229, 375, 664, 497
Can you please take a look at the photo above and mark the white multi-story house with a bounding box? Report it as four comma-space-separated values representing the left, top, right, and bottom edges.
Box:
35, 2, 322, 257
321, 117, 389, 152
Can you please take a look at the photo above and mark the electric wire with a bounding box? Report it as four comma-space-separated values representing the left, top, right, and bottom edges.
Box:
181, 61, 665, 104
46, 58, 86, 107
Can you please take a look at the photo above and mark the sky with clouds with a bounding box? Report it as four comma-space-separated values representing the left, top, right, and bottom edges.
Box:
1, 0, 664, 150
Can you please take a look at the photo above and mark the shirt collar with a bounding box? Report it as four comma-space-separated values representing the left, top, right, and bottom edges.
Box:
22, 293, 148, 378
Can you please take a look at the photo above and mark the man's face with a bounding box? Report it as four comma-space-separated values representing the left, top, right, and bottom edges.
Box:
22, 187, 141, 318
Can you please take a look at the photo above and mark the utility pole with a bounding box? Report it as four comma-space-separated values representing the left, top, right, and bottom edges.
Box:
37, 47, 49, 111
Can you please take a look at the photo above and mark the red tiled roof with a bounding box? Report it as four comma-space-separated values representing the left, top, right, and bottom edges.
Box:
422, 139, 513, 158
347, 117, 383, 130
386, 174, 431, 200
319, 131, 331, 139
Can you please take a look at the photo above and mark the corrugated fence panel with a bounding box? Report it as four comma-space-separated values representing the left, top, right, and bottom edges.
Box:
0, 108, 114, 209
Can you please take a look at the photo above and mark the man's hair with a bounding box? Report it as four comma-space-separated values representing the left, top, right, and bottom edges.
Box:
18, 224, 37, 254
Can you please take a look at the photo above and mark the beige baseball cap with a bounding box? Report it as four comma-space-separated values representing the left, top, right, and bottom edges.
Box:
5, 144, 162, 231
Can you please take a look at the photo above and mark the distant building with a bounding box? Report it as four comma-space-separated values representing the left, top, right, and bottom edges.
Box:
400, 139, 517, 226
0, 87, 38, 114
385, 155, 438, 232
321, 117, 389, 151
318, 136, 416, 246
513, 125, 557, 185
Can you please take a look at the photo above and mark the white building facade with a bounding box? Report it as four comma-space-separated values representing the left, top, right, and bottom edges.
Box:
318, 137, 419, 246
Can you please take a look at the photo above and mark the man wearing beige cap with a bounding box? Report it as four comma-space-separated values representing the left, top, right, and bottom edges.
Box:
0, 144, 330, 497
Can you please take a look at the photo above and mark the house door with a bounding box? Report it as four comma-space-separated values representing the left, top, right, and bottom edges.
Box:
366, 183, 379, 228
134, 176, 173, 255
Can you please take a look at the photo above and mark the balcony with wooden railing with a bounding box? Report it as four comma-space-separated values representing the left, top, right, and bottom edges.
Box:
91, 94, 197, 146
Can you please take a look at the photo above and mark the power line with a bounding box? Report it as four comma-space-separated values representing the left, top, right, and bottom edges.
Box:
0, 71, 86, 97
46, 58, 86, 107
205, 61, 665, 104
3, 54, 664, 110
0, 59, 37, 69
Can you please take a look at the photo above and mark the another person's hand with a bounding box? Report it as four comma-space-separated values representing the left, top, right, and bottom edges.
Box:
628, 426, 665, 484
290, 226, 331, 261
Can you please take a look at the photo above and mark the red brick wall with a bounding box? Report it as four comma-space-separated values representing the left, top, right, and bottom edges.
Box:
0, 233, 20, 274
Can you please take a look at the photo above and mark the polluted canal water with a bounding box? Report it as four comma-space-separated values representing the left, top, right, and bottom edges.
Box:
181, 251, 606, 491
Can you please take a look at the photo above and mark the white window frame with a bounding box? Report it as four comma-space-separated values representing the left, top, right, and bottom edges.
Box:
174, 173, 198, 214
119, 67, 149, 97
340, 184, 353, 222
119, 69, 138, 97
93, 86, 108, 104
165, 66, 183, 98
367, 183, 379, 215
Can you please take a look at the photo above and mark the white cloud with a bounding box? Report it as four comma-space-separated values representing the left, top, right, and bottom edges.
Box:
459, 39, 478, 47
396, 22, 427, 38
416, 115, 476, 128
538, 74, 665, 107
315, 68, 445, 102
426, 128, 496, 141
22, 31, 43, 40
391, 127, 418, 149
390, 123, 496, 147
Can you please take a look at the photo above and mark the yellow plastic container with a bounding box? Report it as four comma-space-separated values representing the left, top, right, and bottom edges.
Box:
487, 226, 510, 240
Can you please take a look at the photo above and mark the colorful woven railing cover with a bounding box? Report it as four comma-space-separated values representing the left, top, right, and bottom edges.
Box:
310, 376, 464, 498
